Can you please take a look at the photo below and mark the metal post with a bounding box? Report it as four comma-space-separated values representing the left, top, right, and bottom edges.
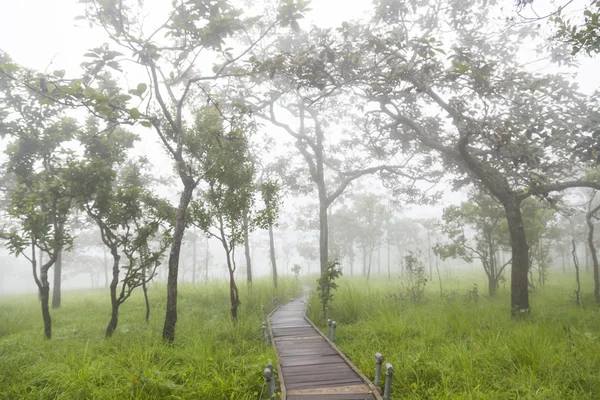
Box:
374, 352, 385, 386
327, 319, 332, 338
383, 363, 393, 400
264, 364, 275, 399
262, 323, 270, 346
331, 321, 337, 342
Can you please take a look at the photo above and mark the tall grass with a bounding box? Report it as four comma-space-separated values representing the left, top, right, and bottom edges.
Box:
0, 277, 301, 399
307, 273, 600, 399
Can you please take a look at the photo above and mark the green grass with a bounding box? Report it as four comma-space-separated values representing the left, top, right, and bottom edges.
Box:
307, 272, 600, 399
0, 278, 301, 400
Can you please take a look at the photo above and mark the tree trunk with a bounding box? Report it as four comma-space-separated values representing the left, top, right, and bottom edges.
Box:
105, 250, 121, 338
39, 282, 51, 339
504, 198, 530, 316
387, 240, 391, 279
192, 234, 197, 284
52, 249, 62, 309
103, 247, 109, 288
243, 217, 252, 286
162, 183, 195, 343
269, 224, 277, 288
586, 207, 600, 303
319, 202, 329, 274
142, 266, 151, 322
488, 275, 497, 297
205, 236, 209, 281
366, 248, 373, 282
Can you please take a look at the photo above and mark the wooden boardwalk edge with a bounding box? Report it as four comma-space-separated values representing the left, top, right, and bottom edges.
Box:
267, 304, 288, 399
302, 315, 383, 399
268, 295, 383, 400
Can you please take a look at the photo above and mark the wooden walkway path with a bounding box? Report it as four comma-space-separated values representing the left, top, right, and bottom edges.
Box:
268, 295, 381, 400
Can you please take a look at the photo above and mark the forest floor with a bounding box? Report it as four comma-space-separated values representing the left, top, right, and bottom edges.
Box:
0, 278, 301, 400
307, 271, 600, 399
2, 271, 600, 399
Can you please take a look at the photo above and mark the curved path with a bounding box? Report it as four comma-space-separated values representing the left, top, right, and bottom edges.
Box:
268, 295, 381, 400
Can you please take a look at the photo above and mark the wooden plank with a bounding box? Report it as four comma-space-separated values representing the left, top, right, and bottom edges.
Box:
268, 294, 382, 400
288, 395, 376, 400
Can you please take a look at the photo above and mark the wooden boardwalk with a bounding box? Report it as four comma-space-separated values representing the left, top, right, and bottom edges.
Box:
268, 295, 381, 400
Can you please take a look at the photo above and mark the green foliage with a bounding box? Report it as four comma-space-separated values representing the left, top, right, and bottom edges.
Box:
0, 278, 302, 399
552, 1, 600, 55
403, 251, 427, 303
317, 260, 343, 319
189, 106, 255, 248
291, 264, 302, 280
256, 180, 282, 230
309, 275, 600, 399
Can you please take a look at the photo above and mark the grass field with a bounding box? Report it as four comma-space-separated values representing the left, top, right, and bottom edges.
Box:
307, 272, 600, 399
3, 270, 600, 399
0, 278, 301, 400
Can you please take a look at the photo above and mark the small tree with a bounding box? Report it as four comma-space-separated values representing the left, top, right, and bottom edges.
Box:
438, 190, 509, 297
291, 264, 301, 280
189, 106, 256, 322
257, 180, 283, 289
317, 260, 343, 319
404, 251, 427, 303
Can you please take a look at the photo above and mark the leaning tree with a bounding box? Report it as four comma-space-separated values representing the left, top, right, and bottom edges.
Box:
344, 0, 600, 316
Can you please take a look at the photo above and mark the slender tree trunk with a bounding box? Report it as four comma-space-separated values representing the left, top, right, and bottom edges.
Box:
192, 234, 197, 284
39, 281, 51, 339
205, 236, 209, 281
38, 248, 43, 302
319, 202, 329, 274
585, 241, 590, 272
366, 248, 373, 282
105, 250, 121, 338
142, 266, 150, 322
572, 239, 581, 306
162, 183, 194, 343
387, 240, 391, 279
586, 206, 600, 303
269, 224, 277, 288
52, 249, 62, 309
504, 198, 530, 316
103, 247, 108, 288
243, 217, 252, 286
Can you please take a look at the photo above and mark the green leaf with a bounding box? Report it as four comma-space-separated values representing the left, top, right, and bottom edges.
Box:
130, 108, 140, 120
139, 120, 153, 128
136, 83, 147, 94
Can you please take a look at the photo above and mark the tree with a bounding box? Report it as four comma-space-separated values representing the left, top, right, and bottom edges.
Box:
71, 121, 173, 337
516, 0, 600, 55
257, 180, 283, 288
249, 25, 432, 276
438, 190, 510, 297
351, 193, 388, 282
1, 88, 78, 338
0, 0, 311, 342
351, 0, 600, 315
189, 106, 256, 321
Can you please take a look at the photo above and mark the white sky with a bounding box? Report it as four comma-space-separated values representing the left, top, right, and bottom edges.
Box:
0, 0, 598, 292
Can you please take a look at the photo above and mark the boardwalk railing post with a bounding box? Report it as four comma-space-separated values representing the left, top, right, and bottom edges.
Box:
383, 363, 394, 400
331, 321, 337, 342
374, 352, 385, 386
262, 323, 270, 347
273, 296, 278, 307
262, 304, 266, 322
327, 319, 332, 338
264, 363, 275, 399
